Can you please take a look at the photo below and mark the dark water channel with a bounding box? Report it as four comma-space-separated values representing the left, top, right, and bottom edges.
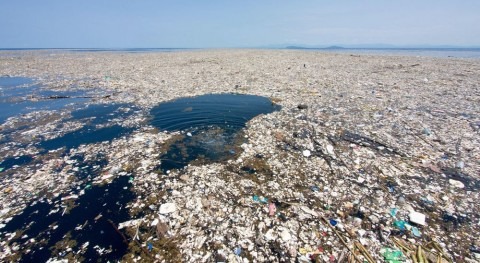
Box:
39, 104, 138, 151
0, 155, 33, 172
3, 176, 133, 263
1, 90, 280, 262
0, 77, 100, 124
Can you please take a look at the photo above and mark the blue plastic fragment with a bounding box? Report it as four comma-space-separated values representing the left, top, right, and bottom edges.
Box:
329, 219, 338, 226
234, 247, 242, 255
386, 181, 395, 193
147, 242, 153, 251
420, 197, 434, 205
411, 226, 421, 237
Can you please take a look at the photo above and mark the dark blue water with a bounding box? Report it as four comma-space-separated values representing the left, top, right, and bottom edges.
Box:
150, 93, 280, 172
0, 155, 33, 172
39, 104, 139, 151
69, 103, 136, 126
39, 125, 134, 151
2, 176, 133, 262
150, 93, 280, 131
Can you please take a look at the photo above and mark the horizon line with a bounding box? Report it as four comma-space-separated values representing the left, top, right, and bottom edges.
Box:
1, 45, 480, 50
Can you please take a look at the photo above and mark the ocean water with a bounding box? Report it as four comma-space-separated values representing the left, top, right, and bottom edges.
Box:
2, 176, 133, 262
39, 104, 139, 151
150, 93, 281, 172
0, 77, 106, 124
150, 93, 280, 131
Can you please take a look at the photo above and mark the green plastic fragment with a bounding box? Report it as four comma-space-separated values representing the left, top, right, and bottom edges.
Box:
128, 176, 134, 183
393, 220, 407, 230
252, 195, 268, 203
85, 184, 92, 190
382, 247, 406, 262
0, 167, 4, 172
390, 208, 398, 217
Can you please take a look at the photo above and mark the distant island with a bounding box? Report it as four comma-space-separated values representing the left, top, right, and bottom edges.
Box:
324, 45, 345, 49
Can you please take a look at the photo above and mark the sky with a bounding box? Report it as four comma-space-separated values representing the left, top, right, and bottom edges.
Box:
1, 0, 479, 48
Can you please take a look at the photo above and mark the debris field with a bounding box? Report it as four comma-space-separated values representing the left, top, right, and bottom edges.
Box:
0, 50, 479, 262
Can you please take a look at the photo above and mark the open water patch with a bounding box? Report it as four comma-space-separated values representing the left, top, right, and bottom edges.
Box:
0, 155, 33, 173
1, 176, 133, 262
0, 76, 106, 124
150, 93, 279, 131
38, 104, 139, 151
150, 93, 280, 171
0, 76, 32, 88
39, 125, 134, 152
69, 103, 138, 126
0, 77, 91, 123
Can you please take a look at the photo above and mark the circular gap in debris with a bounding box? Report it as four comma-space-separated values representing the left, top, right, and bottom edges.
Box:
149, 93, 281, 171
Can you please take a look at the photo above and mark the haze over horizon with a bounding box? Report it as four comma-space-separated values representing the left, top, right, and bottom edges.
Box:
1, 0, 479, 49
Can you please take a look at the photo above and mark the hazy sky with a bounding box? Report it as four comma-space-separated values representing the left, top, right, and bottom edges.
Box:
1, 0, 479, 48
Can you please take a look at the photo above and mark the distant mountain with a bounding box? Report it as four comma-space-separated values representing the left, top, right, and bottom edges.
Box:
324, 46, 344, 49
